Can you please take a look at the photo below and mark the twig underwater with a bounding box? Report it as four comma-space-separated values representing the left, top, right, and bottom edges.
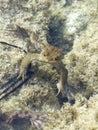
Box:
0, 41, 29, 100
0, 70, 34, 101
0, 41, 27, 53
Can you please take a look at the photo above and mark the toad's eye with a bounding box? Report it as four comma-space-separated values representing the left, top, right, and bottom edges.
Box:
43, 53, 49, 56
50, 57, 58, 61
54, 57, 58, 61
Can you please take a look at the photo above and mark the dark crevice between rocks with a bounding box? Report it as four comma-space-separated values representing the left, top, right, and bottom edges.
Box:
11, 118, 31, 130
46, 16, 74, 55
46, 16, 75, 105
57, 94, 75, 106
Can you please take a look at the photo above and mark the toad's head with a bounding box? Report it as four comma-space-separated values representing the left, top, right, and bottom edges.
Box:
41, 44, 62, 63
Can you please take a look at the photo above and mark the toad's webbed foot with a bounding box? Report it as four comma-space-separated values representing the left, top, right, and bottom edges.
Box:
56, 81, 75, 104
17, 69, 26, 80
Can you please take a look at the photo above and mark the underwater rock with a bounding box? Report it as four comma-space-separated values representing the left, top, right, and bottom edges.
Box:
0, 0, 98, 129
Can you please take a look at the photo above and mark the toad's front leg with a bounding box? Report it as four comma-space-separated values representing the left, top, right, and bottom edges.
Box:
18, 53, 40, 80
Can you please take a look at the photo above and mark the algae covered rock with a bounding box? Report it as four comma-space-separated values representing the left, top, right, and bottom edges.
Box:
0, 0, 98, 130
64, 19, 98, 97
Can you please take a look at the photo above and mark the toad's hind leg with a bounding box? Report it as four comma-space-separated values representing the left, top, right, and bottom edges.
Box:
55, 62, 75, 103
18, 53, 41, 80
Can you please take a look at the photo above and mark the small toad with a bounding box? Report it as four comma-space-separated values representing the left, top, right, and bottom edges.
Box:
18, 44, 74, 102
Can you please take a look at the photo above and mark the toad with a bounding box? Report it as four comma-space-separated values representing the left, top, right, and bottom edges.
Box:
18, 44, 74, 102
